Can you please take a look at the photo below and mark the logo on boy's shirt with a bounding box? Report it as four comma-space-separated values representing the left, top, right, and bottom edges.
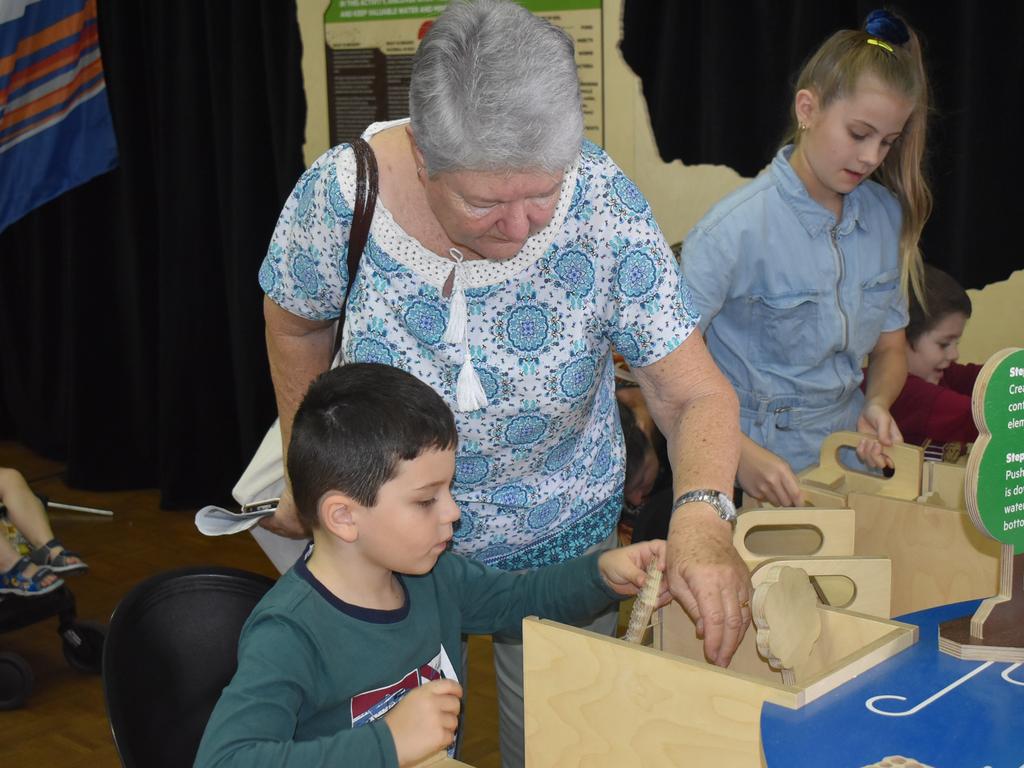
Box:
350, 646, 459, 754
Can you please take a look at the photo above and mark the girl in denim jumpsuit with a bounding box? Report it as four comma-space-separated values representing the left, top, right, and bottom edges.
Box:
682, 10, 932, 507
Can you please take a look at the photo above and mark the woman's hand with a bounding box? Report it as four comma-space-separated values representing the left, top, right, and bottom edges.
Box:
666, 504, 752, 668
257, 487, 309, 539
736, 435, 804, 507
630, 333, 747, 666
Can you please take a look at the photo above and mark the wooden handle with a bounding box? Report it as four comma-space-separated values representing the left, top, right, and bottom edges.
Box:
734, 508, 856, 566
812, 430, 923, 500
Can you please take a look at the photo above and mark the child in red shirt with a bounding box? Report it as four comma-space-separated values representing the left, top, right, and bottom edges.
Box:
888, 265, 981, 446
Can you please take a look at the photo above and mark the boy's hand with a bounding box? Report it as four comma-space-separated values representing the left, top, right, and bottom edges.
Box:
384, 678, 463, 767
598, 540, 671, 606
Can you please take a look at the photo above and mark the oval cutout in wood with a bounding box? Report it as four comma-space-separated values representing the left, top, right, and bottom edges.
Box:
744, 524, 824, 557
812, 574, 857, 609
835, 445, 895, 479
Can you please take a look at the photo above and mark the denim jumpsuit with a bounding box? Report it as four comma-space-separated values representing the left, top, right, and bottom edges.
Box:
681, 146, 909, 472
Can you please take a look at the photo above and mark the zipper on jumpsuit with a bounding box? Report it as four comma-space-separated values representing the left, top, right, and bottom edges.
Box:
830, 224, 848, 352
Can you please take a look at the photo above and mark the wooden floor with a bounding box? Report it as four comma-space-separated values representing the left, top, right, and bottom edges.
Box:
0, 440, 502, 767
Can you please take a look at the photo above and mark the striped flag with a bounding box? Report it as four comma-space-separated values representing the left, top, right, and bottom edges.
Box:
0, 0, 118, 233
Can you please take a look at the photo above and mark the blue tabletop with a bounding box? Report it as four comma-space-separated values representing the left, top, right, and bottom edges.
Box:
761, 600, 1024, 767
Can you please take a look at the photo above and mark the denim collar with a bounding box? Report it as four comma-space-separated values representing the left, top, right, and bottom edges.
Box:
771, 145, 868, 239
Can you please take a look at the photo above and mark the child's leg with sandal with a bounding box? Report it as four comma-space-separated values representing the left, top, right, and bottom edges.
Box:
0, 534, 63, 596
0, 467, 88, 574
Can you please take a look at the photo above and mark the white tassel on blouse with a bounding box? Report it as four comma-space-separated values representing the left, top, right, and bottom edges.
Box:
444, 248, 488, 412
443, 248, 468, 345
456, 354, 488, 412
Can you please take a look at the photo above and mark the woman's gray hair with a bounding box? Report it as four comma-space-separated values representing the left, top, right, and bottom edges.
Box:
410, 0, 583, 175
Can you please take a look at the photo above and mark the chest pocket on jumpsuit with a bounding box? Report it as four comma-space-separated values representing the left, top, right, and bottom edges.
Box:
746, 289, 825, 366
851, 268, 901, 359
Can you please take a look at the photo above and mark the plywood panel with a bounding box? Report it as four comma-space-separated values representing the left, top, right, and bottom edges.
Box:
735, 508, 855, 568
658, 602, 916, 708
750, 557, 892, 618
850, 492, 1001, 616
413, 755, 474, 767
523, 602, 916, 767
922, 461, 966, 511
523, 618, 793, 768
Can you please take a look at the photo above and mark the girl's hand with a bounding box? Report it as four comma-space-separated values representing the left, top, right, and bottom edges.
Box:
856, 403, 904, 469
737, 438, 803, 507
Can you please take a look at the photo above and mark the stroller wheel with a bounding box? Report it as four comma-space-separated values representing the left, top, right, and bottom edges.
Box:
0, 651, 34, 709
62, 620, 107, 674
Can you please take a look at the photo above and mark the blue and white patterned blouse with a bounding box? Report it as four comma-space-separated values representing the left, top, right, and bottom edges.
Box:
260, 120, 698, 569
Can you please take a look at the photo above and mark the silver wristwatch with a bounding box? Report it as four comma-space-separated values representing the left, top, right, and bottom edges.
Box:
671, 489, 737, 528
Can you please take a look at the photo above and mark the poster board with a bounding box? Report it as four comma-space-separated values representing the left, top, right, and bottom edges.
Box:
323, 0, 605, 147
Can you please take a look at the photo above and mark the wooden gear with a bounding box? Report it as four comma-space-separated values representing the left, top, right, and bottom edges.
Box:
623, 559, 663, 644
752, 566, 822, 685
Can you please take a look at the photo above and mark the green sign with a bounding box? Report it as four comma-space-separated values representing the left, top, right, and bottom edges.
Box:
969, 348, 1024, 554
325, 2, 445, 23
326, 0, 600, 24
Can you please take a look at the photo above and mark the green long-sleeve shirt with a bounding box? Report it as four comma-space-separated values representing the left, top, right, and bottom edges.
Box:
194, 549, 618, 768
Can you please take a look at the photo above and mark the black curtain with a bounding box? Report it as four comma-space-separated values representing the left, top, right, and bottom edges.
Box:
621, 0, 1024, 289
0, 1, 305, 507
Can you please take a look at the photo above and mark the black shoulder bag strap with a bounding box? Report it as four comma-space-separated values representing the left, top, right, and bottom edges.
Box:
332, 137, 379, 358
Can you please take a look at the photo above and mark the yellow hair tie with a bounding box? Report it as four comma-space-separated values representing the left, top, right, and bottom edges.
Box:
866, 37, 895, 53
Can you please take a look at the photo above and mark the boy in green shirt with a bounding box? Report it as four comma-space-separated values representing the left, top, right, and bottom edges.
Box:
196, 363, 667, 768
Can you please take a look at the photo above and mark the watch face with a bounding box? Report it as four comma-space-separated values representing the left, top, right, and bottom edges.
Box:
706, 491, 736, 523
673, 490, 736, 523
716, 492, 737, 516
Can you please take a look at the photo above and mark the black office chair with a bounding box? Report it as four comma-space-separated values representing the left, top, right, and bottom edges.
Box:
102, 566, 275, 768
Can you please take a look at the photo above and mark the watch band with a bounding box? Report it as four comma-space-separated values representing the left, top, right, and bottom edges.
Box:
671, 489, 737, 527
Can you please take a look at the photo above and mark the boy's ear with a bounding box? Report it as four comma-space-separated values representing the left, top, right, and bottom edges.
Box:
319, 492, 360, 543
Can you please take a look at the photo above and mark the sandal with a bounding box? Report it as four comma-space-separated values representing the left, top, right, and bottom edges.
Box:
29, 538, 89, 575
0, 556, 64, 596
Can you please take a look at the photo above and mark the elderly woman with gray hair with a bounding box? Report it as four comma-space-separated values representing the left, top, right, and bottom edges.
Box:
258, 0, 748, 764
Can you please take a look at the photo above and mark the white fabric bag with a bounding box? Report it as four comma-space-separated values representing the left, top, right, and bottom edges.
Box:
232, 419, 310, 574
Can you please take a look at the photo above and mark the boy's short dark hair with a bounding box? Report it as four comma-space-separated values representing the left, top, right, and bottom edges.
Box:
907, 265, 972, 347
288, 363, 458, 530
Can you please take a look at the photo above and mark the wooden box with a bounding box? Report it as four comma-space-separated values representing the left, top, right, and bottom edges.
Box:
523, 600, 916, 767
735, 430, 1000, 617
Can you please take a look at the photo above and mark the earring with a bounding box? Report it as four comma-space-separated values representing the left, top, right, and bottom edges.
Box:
798, 123, 807, 131
416, 165, 425, 177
